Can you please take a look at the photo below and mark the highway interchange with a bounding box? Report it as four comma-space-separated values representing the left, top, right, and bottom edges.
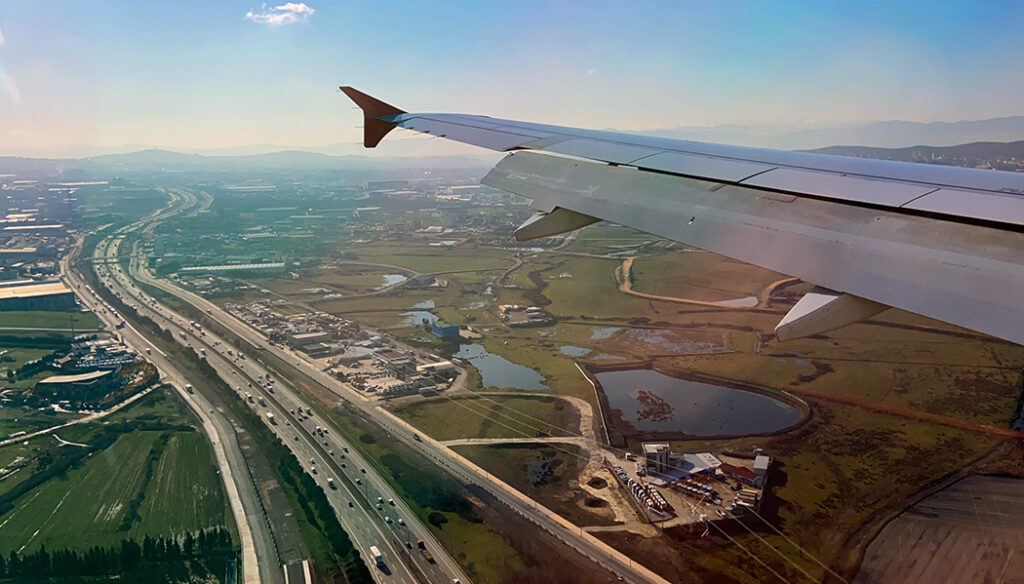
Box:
70, 187, 667, 584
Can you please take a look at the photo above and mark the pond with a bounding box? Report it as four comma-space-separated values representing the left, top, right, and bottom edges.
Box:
375, 274, 408, 290
594, 369, 802, 436
412, 300, 435, 309
717, 295, 758, 307
560, 345, 590, 357
455, 344, 547, 390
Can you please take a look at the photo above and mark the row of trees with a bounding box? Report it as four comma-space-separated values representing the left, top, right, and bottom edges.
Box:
0, 527, 233, 579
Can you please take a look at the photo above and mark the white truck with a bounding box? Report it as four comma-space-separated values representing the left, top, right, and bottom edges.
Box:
266, 413, 276, 425
370, 546, 384, 568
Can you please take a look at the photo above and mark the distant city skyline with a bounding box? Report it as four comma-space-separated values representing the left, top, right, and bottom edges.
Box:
2, 1, 1023, 155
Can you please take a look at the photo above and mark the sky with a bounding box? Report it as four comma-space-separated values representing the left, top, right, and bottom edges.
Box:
1, 0, 1023, 155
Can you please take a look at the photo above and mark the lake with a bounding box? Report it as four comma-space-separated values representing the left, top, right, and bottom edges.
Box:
455, 344, 547, 390
594, 369, 802, 436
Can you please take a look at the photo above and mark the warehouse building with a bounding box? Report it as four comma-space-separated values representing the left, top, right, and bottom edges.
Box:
35, 369, 120, 403
0, 281, 76, 311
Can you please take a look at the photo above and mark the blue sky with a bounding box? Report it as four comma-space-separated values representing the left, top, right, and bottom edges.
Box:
1, 1, 1022, 153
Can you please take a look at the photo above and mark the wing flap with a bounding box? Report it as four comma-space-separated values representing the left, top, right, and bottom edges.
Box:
902, 188, 1024, 225
483, 151, 1024, 344
634, 152, 775, 182
741, 167, 939, 207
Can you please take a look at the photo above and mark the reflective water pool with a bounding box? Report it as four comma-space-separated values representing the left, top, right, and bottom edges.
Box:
594, 369, 802, 436
455, 344, 547, 390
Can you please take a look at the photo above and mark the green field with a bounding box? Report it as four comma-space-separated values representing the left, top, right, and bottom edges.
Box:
392, 394, 580, 441
0, 347, 54, 375
0, 406, 79, 439
0, 311, 101, 331
352, 242, 512, 273
630, 251, 784, 301
0, 389, 231, 554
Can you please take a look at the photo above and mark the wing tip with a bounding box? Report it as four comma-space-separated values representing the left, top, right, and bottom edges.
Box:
339, 86, 406, 148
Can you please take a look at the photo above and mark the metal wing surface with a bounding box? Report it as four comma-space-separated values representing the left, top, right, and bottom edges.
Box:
340, 87, 1024, 345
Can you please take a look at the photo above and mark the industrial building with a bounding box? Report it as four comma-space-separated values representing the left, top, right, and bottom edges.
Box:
179, 262, 286, 275
0, 281, 77, 311
642, 442, 672, 474
35, 369, 120, 402
431, 320, 459, 339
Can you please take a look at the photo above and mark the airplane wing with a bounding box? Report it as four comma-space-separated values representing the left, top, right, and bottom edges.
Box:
340, 87, 1024, 345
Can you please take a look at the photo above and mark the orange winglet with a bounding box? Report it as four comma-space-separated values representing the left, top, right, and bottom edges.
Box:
339, 86, 406, 148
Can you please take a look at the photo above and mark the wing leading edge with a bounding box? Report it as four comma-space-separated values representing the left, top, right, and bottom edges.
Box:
340, 87, 1024, 345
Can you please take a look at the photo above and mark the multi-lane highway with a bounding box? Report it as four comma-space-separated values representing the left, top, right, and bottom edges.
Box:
62, 196, 272, 584
86, 206, 467, 583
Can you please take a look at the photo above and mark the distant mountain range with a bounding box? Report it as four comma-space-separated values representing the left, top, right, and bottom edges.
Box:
5, 115, 1024, 162
642, 116, 1024, 150
3, 114, 1024, 176
0, 148, 501, 176
808, 140, 1024, 160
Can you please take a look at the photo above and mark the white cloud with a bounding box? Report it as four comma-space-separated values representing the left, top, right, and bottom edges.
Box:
0, 26, 6, 46
245, 3, 315, 26
3, 74, 21, 105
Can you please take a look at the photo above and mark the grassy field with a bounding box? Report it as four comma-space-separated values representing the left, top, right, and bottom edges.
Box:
453, 443, 618, 527
0, 389, 232, 554
630, 251, 785, 301
135, 432, 230, 536
0, 406, 79, 439
0, 347, 54, 377
391, 394, 580, 441
352, 242, 512, 273
0, 310, 101, 330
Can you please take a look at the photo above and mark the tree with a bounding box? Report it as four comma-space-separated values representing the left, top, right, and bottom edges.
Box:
121, 538, 142, 570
